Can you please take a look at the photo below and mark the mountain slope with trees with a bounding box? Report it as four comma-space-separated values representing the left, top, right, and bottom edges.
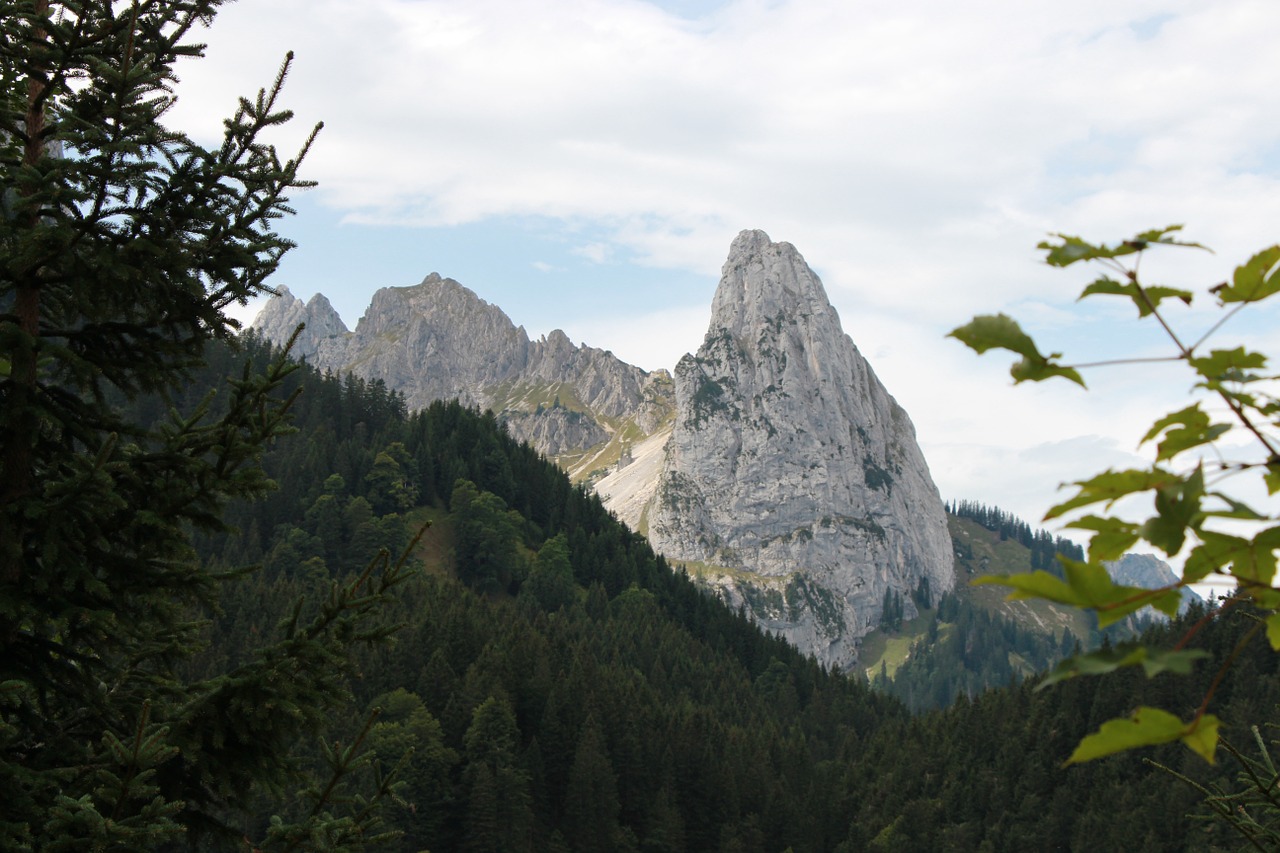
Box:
860, 505, 1094, 711
186, 333, 909, 851
182, 334, 1268, 851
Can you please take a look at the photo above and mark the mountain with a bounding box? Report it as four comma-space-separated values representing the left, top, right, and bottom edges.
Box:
235, 276, 1264, 852
633, 230, 955, 669
253, 285, 349, 355
253, 274, 674, 476
252, 233, 954, 670
1106, 552, 1205, 618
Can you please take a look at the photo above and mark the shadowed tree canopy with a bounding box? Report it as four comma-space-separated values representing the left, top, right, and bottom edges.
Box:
0, 2, 407, 848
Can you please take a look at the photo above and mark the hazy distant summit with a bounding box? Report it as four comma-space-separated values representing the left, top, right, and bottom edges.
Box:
1106, 553, 1205, 618
253, 285, 348, 355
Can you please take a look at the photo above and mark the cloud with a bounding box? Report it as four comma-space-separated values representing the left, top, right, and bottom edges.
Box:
571, 242, 613, 264
171, 0, 1280, 304
165, 0, 1280, 536
926, 433, 1150, 539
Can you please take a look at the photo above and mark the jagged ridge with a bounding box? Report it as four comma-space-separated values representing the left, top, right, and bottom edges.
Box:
252, 274, 674, 471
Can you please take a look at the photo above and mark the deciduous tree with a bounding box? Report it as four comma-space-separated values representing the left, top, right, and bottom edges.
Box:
951, 226, 1280, 772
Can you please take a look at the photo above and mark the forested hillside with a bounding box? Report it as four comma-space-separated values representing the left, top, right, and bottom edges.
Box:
861, 505, 1092, 712
183, 334, 906, 850
170, 333, 1275, 851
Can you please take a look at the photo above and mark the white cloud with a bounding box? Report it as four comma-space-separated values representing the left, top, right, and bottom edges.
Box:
927, 433, 1149, 533
166, 0, 1280, 529
571, 242, 614, 264
171, 1, 1280, 296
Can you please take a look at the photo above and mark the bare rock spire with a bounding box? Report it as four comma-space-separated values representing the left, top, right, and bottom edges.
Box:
646, 230, 955, 669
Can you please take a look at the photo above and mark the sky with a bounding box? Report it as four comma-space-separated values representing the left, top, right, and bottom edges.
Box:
169, 0, 1280, 575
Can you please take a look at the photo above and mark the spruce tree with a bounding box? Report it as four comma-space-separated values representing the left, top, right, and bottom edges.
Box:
1, 2, 405, 847
563, 715, 622, 853
460, 697, 534, 853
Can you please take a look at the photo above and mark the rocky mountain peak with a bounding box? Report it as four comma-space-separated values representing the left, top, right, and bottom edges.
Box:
645, 230, 955, 670
712, 229, 833, 337
538, 328, 577, 363
1106, 553, 1204, 617
360, 275, 523, 342
252, 285, 348, 354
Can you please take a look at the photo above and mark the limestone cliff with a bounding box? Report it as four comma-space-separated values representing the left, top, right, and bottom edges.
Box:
251, 274, 673, 473
252, 285, 349, 356
644, 230, 955, 669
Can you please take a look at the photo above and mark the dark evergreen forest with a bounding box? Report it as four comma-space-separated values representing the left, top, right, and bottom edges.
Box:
174, 334, 1276, 851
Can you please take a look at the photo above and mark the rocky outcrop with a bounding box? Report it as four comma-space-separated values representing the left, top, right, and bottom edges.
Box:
252, 286, 349, 355
251, 274, 674, 475
1106, 553, 1204, 619
502, 405, 610, 458
334, 275, 532, 411
644, 230, 955, 669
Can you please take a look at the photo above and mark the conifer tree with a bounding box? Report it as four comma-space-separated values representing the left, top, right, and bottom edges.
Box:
563, 715, 622, 853
461, 697, 534, 853
1, 2, 406, 847
523, 533, 576, 612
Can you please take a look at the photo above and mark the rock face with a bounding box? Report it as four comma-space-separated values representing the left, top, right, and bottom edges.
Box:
252, 286, 349, 355
1106, 553, 1204, 619
251, 274, 674, 475
645, 230, 955, 669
